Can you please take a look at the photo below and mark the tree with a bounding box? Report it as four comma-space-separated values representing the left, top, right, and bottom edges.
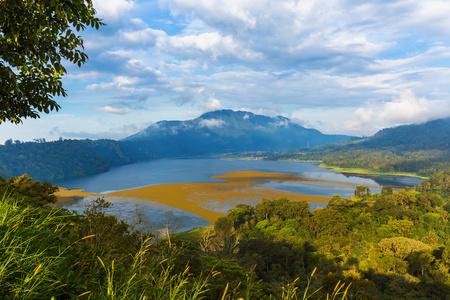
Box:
0, 0, 103, 123
381, 186, 393, 195
354, 185, 371, 197
408, 250, 435, 276
379, 237, 430, 260
0, 173, 58, 206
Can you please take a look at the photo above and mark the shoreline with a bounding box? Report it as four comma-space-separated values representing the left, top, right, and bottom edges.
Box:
318, 163, 428, 179
55, 170, 331, 223
223, 157, 427, 179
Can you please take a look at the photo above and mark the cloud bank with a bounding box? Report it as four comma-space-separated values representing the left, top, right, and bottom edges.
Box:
199, 118, 226, 129
2, 0, 450, 143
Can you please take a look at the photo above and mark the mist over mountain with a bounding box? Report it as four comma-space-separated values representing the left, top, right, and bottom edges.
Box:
122, 109, 352, 155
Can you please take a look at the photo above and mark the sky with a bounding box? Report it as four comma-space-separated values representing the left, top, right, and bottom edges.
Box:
2, 0, 450, 144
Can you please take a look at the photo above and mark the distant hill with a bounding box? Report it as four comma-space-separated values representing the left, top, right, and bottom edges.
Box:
0, 139, 132, 181
269, 117, 450, 176
122, 109, 352, 155
0, 110, 352, 182
359, 118, 450, 151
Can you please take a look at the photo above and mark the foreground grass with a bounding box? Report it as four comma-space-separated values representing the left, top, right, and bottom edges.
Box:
0, 194, 69, 299
0, 192, 351, 299
0, 194, 212, 299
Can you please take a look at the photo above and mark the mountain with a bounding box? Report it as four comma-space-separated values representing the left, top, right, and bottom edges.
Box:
122, 109, 352, 155
0, 110, 352, 182
359, 117, 450, 151
269, 117, 450, 176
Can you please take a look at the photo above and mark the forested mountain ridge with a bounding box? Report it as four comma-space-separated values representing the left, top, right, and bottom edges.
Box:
123, 109, 352, 154
0, 110, 352, 182
269, 117, 450, 176
0, 139, 132, 181
358, 117, 450, 151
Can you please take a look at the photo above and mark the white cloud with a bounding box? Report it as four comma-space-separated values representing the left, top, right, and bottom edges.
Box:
345, 108, 373, 130
113, 76, 142, 86
65, 71, 103, 81
86, 82, 116, 91
199, 118, 226, 128
159, 32, 263, 61
368, 46, 450, 71
402, 1, 450, 36
160, 60, 199, 74
93, 0, 135, 21
159, 0, 392, 68
243, 113, 250, 120
86, 74, 156, 94
272, 119, 289, 127
121, 28, 166, 46
378, 90, 450, 124
130, 18, 147, 29
238, 107, 281, 118
8, 0, 450, 144
203, 97, 221, 112
95, 106, 131, 114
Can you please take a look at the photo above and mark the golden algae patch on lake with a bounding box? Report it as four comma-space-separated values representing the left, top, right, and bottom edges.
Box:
107, 183, 227, 223
106, 170, 330, 224
211, 170, 303, 182
53, 187, 98, 208
56, 187, 97, 198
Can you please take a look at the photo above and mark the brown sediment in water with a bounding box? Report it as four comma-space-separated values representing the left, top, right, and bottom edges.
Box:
55, 170, 332, 224
53, 187, 98, 208
211, 170, 303, 182
55, 187, 96, 198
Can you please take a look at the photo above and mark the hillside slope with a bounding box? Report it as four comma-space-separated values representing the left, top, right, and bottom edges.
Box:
122, 109, 351, 155
269, 118, 450, 176
0, 139, 131, 181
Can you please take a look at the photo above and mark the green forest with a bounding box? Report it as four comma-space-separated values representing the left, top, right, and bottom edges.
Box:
1, 171, 450, 299
0, 139, 159, 181
268, 118, 450, 177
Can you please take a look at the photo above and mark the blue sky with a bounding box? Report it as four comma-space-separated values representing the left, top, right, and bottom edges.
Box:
2, 0, 450, 143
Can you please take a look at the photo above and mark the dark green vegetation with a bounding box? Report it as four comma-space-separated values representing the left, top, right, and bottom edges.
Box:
0, 139, 137, 181
198, 171, 450, 299
0, 110, 351, 181
0, 174, 350, 300
0, 0, 103, 123
2, 171, 450, 299
269, 118, 450, 177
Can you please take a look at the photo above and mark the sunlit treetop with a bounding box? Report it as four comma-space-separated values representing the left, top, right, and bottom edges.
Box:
0, 0, 104, 124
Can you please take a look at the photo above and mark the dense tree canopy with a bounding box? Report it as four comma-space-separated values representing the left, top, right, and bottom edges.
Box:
0, 0, 103, 123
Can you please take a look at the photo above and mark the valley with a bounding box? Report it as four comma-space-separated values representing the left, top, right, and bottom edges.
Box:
2, 1, 450, 297
0, 110, 448, 299
53, 159, 424, 231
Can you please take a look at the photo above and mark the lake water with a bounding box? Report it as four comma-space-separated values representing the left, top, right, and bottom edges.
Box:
54, 158, 424, 231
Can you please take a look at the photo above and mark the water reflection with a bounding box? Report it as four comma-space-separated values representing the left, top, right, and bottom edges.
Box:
340, 172, 424, 188
56, 159, 424, 232
64, 196, 211, 232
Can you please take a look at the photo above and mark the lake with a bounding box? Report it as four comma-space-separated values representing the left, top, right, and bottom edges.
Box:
54, 158, 424, 231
